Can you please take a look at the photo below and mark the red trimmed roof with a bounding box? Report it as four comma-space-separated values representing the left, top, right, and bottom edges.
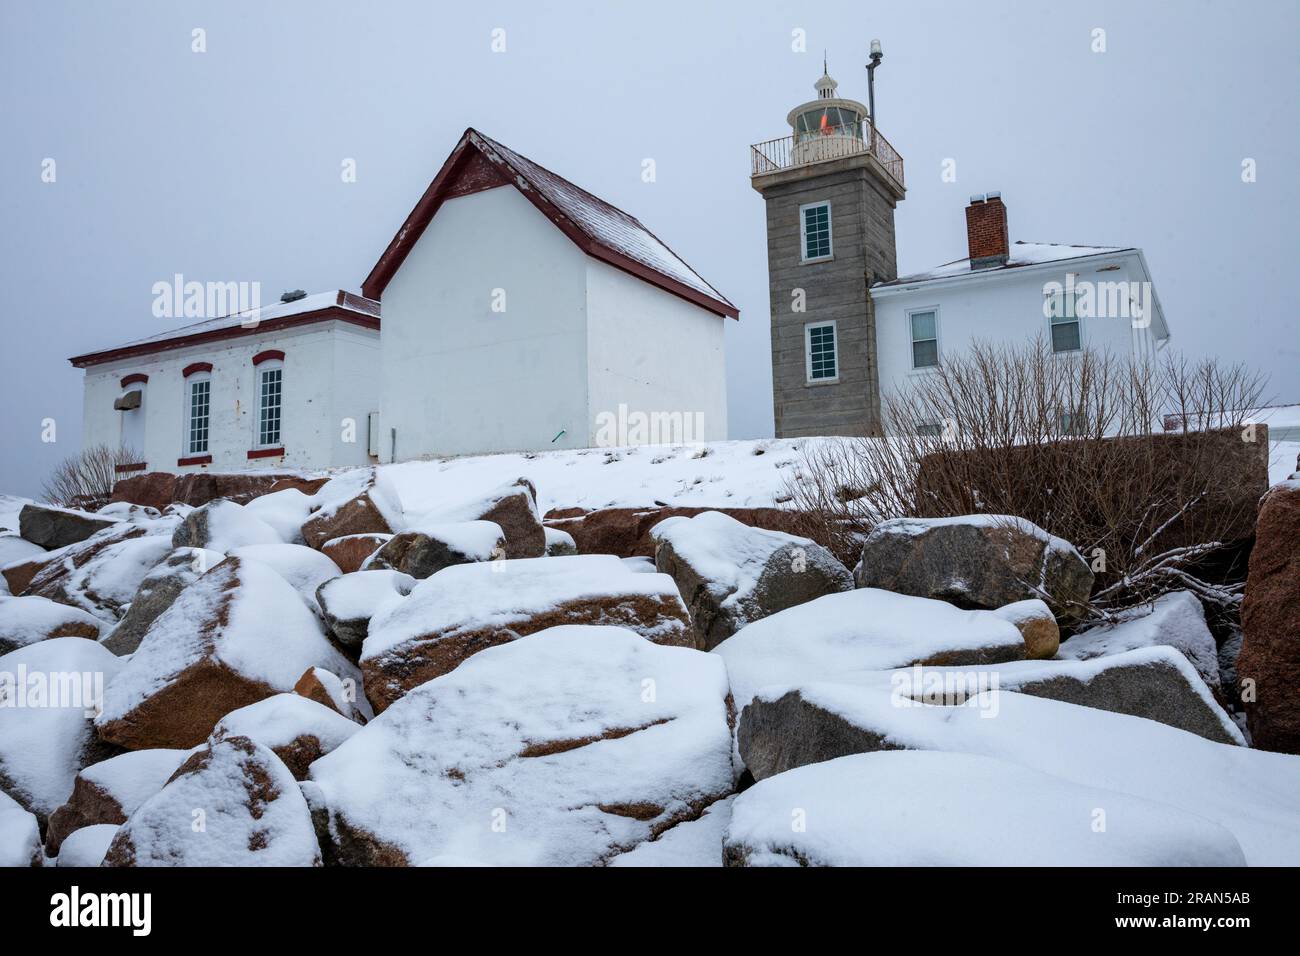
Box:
362, 128, 738, 319
69, 290, 378, 368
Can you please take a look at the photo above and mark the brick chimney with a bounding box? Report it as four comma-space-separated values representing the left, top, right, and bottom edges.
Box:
965, 192, 1009, 269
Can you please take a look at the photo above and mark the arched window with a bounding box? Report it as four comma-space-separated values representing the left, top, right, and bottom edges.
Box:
252, 353, 284, 450
183, 365, 213, 456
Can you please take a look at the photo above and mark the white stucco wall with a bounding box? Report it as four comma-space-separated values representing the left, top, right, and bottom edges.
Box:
584, 258, 728, 444
79, 320, 379, 473
872, 251, 1167, 413
377, 185, 590, 462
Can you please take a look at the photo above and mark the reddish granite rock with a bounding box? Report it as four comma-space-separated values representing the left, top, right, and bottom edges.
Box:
544, 505, 809, 559
111, 471, 329, 511
301, 490, 393, 551
320, 533, 392, 573
1237, 480, 1300, 754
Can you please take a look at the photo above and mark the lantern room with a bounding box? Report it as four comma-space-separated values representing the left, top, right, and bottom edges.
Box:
787, 68, 870, 165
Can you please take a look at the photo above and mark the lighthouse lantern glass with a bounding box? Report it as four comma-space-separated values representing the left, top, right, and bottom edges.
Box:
795, 106, 862, 142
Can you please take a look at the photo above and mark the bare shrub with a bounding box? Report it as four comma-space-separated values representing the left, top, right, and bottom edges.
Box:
784, 339, 1269, 620
41, 444, 141, 509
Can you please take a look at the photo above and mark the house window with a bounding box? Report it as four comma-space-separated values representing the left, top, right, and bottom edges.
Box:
805, 321, 837, 382
910, 309, 939, 369
186, 377, 211, 455
1048, 291, 1082, 353
800, 202, 832, 261
257, 364, 283, 447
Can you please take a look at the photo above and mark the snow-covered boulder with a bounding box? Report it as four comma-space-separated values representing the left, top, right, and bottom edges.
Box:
242, 487, 315, 544
18, 503, 117, 550
301, 487, 393, 551
368, 522, 504, 579
361, 555, 693, 712
100, 547, 223, 656
43, 747, 192, 855
95, 556, 358, 750
23, 525, 175, 622
212, 693, 361, 780
651, 511, 853, 650
854, 515, 1095, 623
0, 534, 45, 571
714, 588, 1027, 713
294, 666, 370, 723
316, 570, 414, 652
103, 735, 321, 866
0, 637, 123, 823
229, 543, 341, 611
1060, 590, 1221, 694
171, 499, 282, 552
734, 680, 1300, 864
310, 626, 734, 866
0, 595, 103, 654
404, 478, 545, 560
55, 823, 118, 867
544, 526, 577, 557
320, 533, 392, 574
0, 790, 41, 868
724, 750, 1245, 866
992, 599, 1059, 660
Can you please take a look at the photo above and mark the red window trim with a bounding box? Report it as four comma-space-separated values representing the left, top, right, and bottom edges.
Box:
252, 349, 285, 366
120, 373, 149, 388
177, 454, 212, 466
114, 462, 147, 474
247, 447, 285, 460
183, 362, 214, 377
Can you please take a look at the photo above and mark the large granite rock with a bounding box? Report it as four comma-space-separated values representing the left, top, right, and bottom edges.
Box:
316, 570, 414, 653
95, 556, 358, 750
211, 693, 361, 780
21, 523, 176, 622
360, 554, 693, 712
310, 625, 734, 866
301, 488, 393, 551
651, 510, 852, 650
723, 750, 1245, 866
18, 504, 117, 550
110, 471, 329, 511
171, 499, 282, 552
103, 735, 321, 866
367, 522, 505, 579
853, 514, 1095, 623
100, 547, 223, 656
1237, 479, 1300, 754
0, 595, 102, 654
320, 533, 392, 574
0, 791, 42, 868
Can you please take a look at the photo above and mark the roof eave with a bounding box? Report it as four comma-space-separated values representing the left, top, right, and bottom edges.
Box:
871, 247, 1140, 297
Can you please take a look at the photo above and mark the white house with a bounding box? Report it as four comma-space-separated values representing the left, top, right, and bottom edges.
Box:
70, 291, 381, 474
70, 129, 737, 473
871, 194, 1171, 402
361, 128, 736, 461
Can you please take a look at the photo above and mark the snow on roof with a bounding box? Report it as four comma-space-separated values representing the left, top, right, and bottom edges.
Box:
875, 241, 1132, 288
479, 133, 734, 308
69, 290, 379, 367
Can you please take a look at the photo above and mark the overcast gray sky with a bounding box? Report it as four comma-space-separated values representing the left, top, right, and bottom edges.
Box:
2, 0, 1296, 497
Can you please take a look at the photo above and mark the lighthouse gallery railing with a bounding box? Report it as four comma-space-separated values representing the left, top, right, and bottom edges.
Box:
750, 125, 905, 188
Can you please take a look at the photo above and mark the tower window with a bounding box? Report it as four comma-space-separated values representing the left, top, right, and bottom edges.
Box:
800, 201, 833, 261
910, 309, 939, 369
805, 321, 838, 382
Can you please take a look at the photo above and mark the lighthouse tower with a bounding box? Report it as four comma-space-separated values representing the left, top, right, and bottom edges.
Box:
750, 65, 905, 437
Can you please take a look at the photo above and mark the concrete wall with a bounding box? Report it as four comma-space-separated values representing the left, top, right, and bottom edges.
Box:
377, 185, 590, 461
873, 251, 1164, 418
584, 258, 728, 445
79, 320, 378, 472
758, 161, 899, 438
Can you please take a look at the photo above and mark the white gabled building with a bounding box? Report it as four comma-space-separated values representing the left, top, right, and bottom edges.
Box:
70, 291, 381, 475
70, 128, 737, 473
871, 194, 1171, 401
361, 128, 736, 462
